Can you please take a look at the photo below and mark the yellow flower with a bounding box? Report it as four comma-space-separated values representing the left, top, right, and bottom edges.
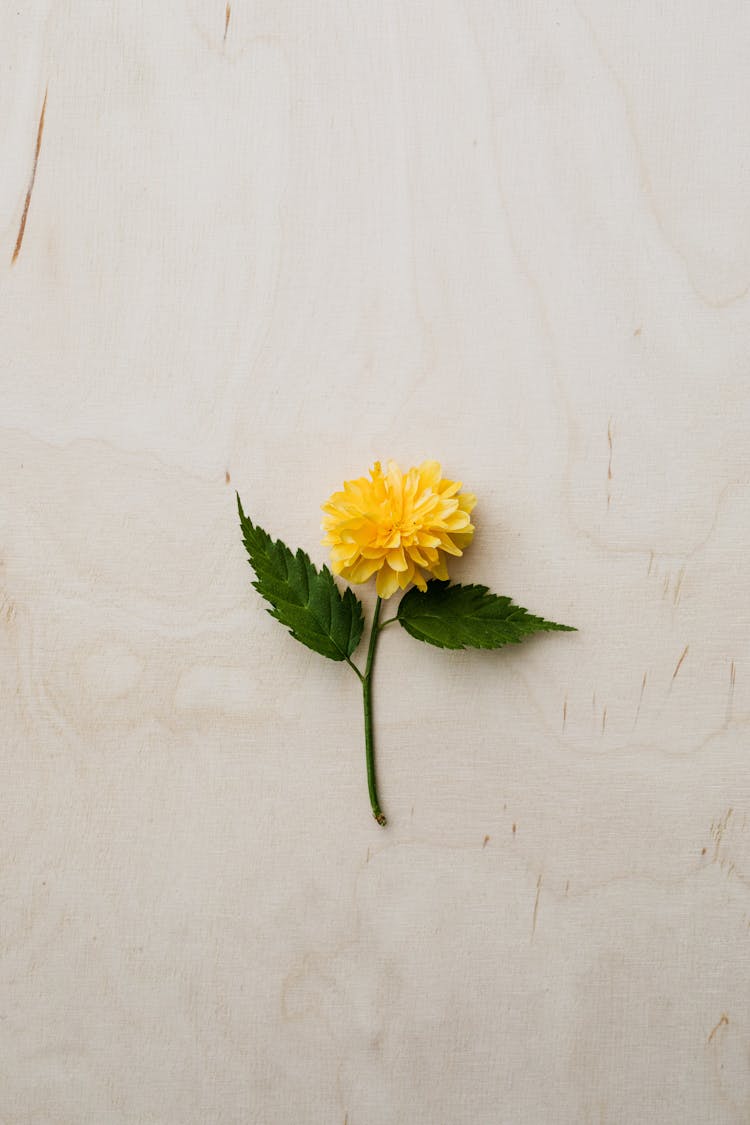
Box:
322, 460, 477, 599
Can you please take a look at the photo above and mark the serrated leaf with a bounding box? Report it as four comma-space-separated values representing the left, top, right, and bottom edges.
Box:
237, 494, 364, 662
397, 580, 576, 650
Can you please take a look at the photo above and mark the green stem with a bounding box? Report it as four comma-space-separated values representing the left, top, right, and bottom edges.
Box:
363, 595, 387, 826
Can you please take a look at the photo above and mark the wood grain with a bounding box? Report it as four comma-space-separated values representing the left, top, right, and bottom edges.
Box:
1, 3, 749, 1122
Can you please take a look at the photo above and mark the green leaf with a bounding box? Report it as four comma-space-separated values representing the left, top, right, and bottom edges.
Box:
397, 580, 576, 650
237, 494, 364, 662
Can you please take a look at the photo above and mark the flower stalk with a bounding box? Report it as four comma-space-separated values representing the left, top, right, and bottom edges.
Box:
361, 595, 386, 826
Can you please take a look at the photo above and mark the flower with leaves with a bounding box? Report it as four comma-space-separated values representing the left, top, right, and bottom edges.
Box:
237, 460, 575, 826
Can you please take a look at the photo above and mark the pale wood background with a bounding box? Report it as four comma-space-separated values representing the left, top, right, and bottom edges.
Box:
2, 3, 750, 1123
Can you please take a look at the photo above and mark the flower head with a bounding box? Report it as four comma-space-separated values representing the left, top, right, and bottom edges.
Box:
322, 460, 477, 599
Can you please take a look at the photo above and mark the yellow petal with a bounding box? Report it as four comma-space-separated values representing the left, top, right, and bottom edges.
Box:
442, 510, 470, 532
376, 564, 401, 599
429, 555, 449, 581
452, 524, 475, 549
412, 568, 428, 591
437, 533, 462, 557
437, 479, 461, 498
418, 461, 442, 489
346, 556, 382, 583
330, 542, 359, 562
416, 532, 441, 549
405, 544, 429, 567
398, 559, 415, 588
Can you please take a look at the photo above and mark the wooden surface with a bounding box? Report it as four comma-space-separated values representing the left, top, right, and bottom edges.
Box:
2, 4, 750, 1122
